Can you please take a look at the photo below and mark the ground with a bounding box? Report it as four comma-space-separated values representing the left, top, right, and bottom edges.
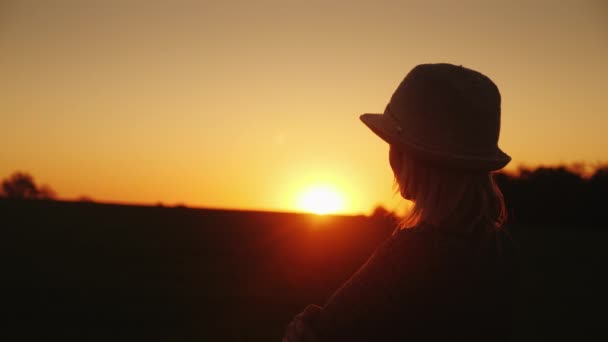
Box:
2, 199, 606, 341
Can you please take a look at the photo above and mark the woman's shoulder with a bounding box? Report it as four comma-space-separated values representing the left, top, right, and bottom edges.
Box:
378, 224, 430, 251
366, 224, 438, 267
393, 223, 473, 247
390, 222, 518, 258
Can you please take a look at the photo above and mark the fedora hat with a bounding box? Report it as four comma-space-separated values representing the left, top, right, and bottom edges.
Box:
360, 63, 511, 171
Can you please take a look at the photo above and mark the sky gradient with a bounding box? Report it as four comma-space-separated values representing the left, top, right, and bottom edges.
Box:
1, 0, 607, 214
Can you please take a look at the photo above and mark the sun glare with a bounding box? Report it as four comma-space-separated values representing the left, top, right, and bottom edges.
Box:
297, 185, 344, 215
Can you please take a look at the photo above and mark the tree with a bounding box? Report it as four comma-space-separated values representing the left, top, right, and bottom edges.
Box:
38, 184, 57, 199
0, 172, 56, 200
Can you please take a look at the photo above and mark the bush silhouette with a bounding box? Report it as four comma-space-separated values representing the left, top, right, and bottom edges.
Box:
496, 164, 606, 228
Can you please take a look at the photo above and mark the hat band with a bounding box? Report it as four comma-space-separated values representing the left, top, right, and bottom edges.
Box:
384, 105, 404, 134
383, 105, 498, 156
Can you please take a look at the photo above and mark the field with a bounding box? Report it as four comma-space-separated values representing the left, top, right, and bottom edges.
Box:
3, 199, 607, 341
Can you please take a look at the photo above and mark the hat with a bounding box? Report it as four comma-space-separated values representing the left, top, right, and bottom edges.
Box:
360, 63, 511, 171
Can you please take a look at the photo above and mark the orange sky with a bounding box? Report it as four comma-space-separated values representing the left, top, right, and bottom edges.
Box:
1, 0, 607, 215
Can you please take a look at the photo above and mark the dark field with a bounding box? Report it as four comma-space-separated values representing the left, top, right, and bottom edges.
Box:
2, 199, 607, 341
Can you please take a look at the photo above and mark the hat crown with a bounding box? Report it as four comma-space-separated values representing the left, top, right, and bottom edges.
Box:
387, 63, 502, 155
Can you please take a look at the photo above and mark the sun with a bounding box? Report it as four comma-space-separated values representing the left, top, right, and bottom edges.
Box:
297, 185, 345, 215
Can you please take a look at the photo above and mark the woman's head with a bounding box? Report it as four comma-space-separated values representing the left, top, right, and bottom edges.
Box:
359, 63, 510, 232
389, 144, 506, 232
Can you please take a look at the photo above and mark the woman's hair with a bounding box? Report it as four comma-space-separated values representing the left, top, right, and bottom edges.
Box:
390, 145, 507, 233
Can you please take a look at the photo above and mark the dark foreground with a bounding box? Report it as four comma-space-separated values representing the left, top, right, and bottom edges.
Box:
2, 199, 606, 341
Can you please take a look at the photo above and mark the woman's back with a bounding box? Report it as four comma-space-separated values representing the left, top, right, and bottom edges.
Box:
282, 63, 516, 342
311, 224, 519, 341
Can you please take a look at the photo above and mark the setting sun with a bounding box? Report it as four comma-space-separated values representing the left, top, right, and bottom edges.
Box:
297, 185, 345, 215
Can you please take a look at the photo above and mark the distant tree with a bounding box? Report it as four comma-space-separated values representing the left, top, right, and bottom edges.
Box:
1, 172, 38, 199
371, 205, 390, 218
37, 184, 57, 199
78, 195, 94, 202
371, 205, 400, 222
590, 165, 608, 186
0, 171, 56, 200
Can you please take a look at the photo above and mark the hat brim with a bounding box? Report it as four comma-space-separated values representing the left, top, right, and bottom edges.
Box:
360, 113, 511, 171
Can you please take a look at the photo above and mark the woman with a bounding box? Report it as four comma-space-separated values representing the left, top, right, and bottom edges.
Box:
283, 63, 519, 341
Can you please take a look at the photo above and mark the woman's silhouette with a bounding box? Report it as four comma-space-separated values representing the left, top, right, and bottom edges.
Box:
283, 63, 518, 341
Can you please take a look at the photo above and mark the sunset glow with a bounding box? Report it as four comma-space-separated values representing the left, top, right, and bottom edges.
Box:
297, 186, 345, 215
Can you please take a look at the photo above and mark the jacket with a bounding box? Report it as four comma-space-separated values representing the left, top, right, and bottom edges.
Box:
310, 223, 519, 341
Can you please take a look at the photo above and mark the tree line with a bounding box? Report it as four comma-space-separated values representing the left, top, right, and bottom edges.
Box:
2, 166, 607, 228
495, 165, 607, 228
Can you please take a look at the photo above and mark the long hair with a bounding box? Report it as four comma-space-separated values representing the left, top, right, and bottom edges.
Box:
389, 145, 507, 234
